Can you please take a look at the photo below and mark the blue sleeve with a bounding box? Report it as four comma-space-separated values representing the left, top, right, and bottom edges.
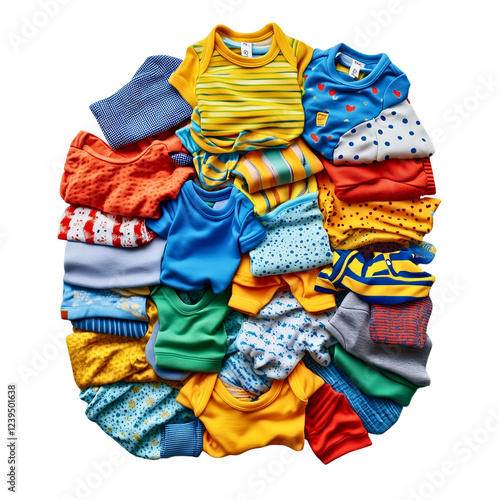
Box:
237, 199, 267, 254
382, 73, 410, 108
145, 201, 175, 238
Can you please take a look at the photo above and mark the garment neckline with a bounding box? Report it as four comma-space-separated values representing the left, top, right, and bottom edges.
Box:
326, 43, 391, 88
214, 377, 284, 411
184, 180, 236, 220
164, 286, 216, 313
212, 23, 283, 67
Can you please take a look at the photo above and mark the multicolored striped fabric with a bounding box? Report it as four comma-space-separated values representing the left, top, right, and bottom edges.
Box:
232, 137, 323, 193
236, 175, 318, 216
315, 248, 435, 304
175, 127, 324, 202
169, 23, 313, 155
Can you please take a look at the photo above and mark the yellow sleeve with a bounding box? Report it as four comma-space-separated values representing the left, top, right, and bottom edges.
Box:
289, 361, 326, 401
168, 44, 200, 108
176, 372, 216, 416
295, 41, 314, 86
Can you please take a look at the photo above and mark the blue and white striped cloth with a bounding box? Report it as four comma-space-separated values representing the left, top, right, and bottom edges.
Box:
72, 317, 148, 338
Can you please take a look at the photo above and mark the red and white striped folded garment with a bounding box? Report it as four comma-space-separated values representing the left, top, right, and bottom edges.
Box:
58, 205, 156, 247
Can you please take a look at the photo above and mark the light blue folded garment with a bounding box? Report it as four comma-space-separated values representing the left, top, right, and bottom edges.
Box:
63, 237, 166, 290
80, 381, 202, 459
61, 282, 148, 321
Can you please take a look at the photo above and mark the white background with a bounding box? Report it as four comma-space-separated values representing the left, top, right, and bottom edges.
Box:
2, 1, 499, 499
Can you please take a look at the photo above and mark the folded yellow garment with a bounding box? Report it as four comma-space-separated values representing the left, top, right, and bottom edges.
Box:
66, 300, 181, 390
316, 171, 440, 250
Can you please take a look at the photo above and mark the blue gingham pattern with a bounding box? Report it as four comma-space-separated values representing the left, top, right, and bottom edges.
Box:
303, 353, 402, 435
90, 55, 193, 150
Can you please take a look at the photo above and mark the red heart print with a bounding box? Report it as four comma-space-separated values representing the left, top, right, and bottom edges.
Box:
371, 86, 378, 94
346, 105, 356, 112
329, 89, 337, 96
304, 74, 308, 80
311, 133, 319, 142
317, 84, 325, 91
393, 90, 401, 98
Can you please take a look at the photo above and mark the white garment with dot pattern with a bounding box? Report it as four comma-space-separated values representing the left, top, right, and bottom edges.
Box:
334, 100, 434, 165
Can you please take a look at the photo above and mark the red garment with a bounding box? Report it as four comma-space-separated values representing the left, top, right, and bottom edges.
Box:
305, 383, 371, 464
319, 155, 436, 202
60, 131, 195, 218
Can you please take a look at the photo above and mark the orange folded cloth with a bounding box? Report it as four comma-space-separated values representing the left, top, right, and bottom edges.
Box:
60, 131, 195, 218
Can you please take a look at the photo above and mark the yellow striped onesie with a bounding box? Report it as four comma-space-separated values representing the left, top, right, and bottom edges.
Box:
169, 23, 313, 155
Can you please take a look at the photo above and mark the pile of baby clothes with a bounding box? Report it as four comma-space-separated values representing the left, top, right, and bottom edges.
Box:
58, 23, 439, 463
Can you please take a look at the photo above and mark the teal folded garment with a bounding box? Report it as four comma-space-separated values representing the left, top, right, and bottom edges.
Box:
80, 381, 202, 459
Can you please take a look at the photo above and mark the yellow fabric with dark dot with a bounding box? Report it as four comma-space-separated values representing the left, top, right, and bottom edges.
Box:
66, 300, 182, 390
316, 171, 440, 249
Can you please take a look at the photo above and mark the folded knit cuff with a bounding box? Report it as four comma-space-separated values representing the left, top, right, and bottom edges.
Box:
160, 420, 204, 458
422, 158, 436, 196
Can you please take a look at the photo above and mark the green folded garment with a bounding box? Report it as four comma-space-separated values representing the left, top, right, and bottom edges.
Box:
332, 344, 422, 407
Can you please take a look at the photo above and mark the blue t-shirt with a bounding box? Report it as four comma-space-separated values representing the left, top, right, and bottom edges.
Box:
146, 181, 266, 293
302, 43, 410, 161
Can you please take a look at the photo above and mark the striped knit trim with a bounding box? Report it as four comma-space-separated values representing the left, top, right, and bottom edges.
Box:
71, 318, 148, 338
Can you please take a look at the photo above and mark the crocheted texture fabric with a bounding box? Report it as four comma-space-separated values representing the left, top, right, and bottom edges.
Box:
369, 296, 432, 349
60, 132, 195, 219
90, 55, 193, 150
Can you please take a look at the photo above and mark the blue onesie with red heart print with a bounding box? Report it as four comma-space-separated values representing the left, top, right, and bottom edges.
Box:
301, 43, 434, 164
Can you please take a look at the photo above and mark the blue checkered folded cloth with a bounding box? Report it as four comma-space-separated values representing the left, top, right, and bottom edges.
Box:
303, 353, 402, 435
90, 55, 193, 150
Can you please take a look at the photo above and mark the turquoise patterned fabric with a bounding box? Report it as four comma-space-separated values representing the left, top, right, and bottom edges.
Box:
249, 192, 333, 276
80, 382, 199, 459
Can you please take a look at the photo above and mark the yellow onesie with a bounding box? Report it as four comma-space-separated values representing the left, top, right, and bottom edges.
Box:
176, 360, 325, 457
169, 23, 313, 155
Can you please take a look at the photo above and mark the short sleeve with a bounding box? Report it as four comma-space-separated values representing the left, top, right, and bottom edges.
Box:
145, 201, 175, 237
289, 360, 326, 401
168, 45, 201, 108
237, 198, 266, 254
305, 383, 372, 464
382, 74, 410, 107
176, 372, 216, 416
295, 41, 314, 87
